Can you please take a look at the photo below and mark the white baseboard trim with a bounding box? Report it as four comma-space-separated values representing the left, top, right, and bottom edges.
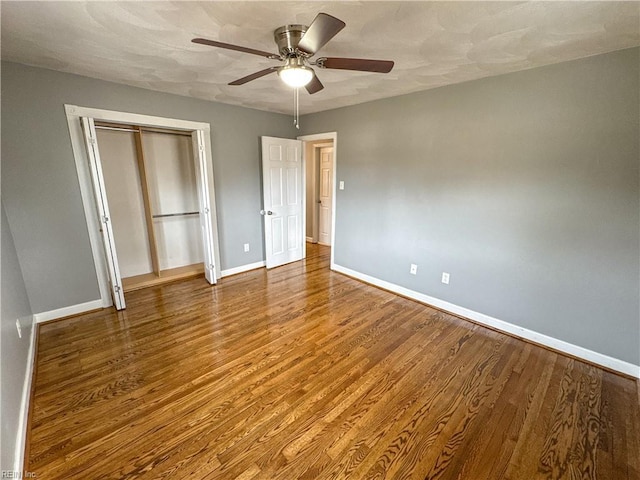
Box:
14, 315, 37, 473
33, 299, 104, 324
221, 261, 266, 278
332, 264, 640, 379
306, 236, 313, 243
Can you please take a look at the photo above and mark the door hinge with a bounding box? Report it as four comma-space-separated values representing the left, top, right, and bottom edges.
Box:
114, 285, 121, 293
89, 136, 97, 146
208, 264, 214, 271
102, 215, 110, 224
199, 145, 205, 152
204, 207, 210, 214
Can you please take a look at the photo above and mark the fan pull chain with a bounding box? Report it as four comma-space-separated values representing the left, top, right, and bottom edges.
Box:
296, 87, 300, 129
293, 87, 300, 129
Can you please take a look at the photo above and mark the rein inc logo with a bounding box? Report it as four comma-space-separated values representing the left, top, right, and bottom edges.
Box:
1, 472, 36, 478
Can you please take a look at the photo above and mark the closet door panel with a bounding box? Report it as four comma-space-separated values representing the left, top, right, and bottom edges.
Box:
143, 132, 204, 270
96, 129, 153, 277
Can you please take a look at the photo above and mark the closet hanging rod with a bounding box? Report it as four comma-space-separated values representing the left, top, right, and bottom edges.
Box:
94, 122, 192, 137
94, 125, 139, 133
152, 211, 199, 219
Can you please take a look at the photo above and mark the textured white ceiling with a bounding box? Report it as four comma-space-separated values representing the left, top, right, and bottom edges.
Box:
2, 1, 639, 115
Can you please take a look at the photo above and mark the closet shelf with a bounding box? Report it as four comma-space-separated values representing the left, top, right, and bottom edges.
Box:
122, 263, 204, 292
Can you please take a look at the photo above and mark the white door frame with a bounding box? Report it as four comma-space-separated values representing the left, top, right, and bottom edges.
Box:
297, 132, 338, 269
65, 104, 222, 308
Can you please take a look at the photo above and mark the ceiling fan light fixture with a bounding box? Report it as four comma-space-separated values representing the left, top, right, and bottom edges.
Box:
194, 12, 393, 94
278, 58, 314, 88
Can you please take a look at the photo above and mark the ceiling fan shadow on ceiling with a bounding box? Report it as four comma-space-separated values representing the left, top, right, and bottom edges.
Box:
192, 12, 395, 95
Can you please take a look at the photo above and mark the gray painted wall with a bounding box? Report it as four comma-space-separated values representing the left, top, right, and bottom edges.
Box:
1, 204, 34, 470
301, 47, 640, 366
1, 61, 296, 314
3, 48, 639, 367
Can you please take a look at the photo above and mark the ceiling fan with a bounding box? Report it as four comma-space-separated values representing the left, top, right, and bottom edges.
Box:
192, 13, 394, 94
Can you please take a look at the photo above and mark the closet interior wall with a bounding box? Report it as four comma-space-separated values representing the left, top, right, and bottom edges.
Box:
95, 122, 204, 291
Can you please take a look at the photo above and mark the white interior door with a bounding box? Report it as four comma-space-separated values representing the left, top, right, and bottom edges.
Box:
80, 117, 126, 310
192, 130, 217, 284
318, 146, 334, 246
261, 136, 304, 269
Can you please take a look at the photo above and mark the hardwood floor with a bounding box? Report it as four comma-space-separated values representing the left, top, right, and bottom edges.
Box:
28, 244, 639, 479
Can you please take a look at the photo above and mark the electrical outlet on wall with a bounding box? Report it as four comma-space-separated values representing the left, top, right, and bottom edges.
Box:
441, 272, 450, 284
244, 243, 250, 253
410, 264, 418, 275
16, 319, 22, 339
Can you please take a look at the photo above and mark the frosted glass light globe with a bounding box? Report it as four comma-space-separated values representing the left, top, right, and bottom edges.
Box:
278, 65, 313, 88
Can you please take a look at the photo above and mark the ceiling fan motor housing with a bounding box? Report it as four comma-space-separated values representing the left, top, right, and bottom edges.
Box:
273, 25, 309, 57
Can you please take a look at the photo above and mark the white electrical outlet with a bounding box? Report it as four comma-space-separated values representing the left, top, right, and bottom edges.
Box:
243, 243, 250, 253
16, 319, 22, 339
441, 272, 450, 284
410, 264, 418, 275
339, 181, 345, 190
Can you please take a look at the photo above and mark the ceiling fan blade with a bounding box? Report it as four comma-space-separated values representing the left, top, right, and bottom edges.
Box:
192, 38, 278, 59
305, 73, 324, 94
229, 67, 279, 86
319, 57, 394, 73
297, 13, 346, 55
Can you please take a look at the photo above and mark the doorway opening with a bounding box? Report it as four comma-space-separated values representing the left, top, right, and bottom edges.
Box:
298, 132, 337, 269
93, 121, 206, 292
304, 141, 334, 245
258, 132, 337, 271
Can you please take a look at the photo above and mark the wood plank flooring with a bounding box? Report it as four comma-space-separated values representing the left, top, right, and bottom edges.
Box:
28, 244, 639, 479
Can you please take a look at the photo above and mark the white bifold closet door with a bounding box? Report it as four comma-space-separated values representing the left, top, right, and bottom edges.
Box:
81, 117, 127, 309
81, 117, 218, 310
192, 130, 217, 284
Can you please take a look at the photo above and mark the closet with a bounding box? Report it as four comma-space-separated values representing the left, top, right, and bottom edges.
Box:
94, 122, 204, 292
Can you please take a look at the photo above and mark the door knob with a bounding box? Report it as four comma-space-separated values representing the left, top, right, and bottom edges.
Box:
260, 210, 273, 216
